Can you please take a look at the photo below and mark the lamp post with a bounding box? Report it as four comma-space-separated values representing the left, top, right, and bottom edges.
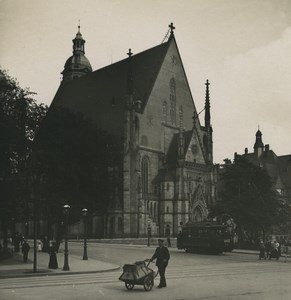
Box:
63, 204, 70, 271
147, 221, 151, 247
82, 208, 88, 260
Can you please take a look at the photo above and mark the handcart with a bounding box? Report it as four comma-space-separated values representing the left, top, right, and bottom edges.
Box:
119, 259, 157, 291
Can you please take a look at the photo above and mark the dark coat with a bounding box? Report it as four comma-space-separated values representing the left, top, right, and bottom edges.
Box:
48, 245, 58, 269
21, 242, 30, 254
151, 246, 170, 267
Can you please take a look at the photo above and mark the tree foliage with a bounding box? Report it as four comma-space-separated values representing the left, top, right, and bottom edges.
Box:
34, 106, 122, 226
0, 68, 48, 246
211, 156, 280, 242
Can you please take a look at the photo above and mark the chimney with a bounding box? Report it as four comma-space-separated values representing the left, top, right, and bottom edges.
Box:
244, 148, 248, 155
265, 144, 270, 152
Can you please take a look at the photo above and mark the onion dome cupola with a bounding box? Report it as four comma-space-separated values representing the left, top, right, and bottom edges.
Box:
61, 24, 92, 84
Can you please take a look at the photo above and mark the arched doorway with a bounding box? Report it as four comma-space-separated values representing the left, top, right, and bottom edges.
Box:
189, 185, 208, 222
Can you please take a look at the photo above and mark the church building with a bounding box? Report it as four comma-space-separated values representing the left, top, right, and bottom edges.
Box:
50, 23, 217, 238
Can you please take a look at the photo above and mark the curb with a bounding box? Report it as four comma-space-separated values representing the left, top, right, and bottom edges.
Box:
0, 266, 121, 279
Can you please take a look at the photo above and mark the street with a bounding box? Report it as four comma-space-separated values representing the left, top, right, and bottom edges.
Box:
1, 242, 291, 299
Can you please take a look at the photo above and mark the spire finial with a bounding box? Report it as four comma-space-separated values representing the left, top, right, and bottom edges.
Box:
127, 48, 133, 58
204, 79, 211, 128
169, 22, 175, 34
78, 19, 81, 33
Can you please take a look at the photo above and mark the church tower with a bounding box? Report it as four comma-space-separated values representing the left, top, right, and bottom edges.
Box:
254, 129, 264, 158
61, 24, 92, 83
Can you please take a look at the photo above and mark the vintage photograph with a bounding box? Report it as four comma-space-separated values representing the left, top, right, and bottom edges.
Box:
1, 0, 291, 299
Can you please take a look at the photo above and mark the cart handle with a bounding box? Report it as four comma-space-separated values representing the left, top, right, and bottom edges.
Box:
144, 258, 155, 267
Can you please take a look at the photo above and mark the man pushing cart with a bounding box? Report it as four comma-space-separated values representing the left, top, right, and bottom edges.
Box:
119, 238, 170, 291
149, 238, 170, 288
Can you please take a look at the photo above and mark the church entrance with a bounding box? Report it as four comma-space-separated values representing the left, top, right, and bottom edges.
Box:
189, 185, 208, 222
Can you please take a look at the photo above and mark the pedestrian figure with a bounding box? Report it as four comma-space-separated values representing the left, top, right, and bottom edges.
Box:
258, 240, 266, 260
177, 231, 183, 249
48, 241, 58, 269
21, 240, 30, 263
269, 241, 280, 260
13, 232, 20, 253
265, 239, 272, 259
282, 244, 289, 263
275, 241, 280, 260
37, 240, 43, 252
167, 235, 171, 247
42, 236, 49, 253
149, 239, 170, 288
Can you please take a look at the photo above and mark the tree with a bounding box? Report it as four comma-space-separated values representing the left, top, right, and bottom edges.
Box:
0, 68, 48, 250
210, 156, 280, 246
33, 106, 122, 236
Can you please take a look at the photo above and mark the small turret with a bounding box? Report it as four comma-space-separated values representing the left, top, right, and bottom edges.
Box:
254, 128, 264, 158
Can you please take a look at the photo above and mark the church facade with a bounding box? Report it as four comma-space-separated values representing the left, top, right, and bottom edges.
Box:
50, 24, 217, 238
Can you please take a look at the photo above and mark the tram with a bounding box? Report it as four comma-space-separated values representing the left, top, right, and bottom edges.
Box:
177, 221, 235, 254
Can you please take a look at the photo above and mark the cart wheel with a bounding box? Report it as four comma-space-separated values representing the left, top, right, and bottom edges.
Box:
125, 282, 134, 290
144, 276, 154, 291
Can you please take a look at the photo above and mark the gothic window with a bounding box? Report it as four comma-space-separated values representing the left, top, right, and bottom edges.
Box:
169, 78, 176, 125
150, 202, 153, 216
162, 101, 168, 122
141, 156, 150, 194
179, 105, 183, 128
166, 183, 170, 191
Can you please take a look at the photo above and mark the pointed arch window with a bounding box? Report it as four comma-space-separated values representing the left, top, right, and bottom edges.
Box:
179, 105, 183, 128
162, 101, 168, 122
170, 78, 176, 125
141, 156, 150, 194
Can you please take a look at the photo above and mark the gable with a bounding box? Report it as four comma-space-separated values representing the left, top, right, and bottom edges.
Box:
138, 35, 201, 152
185, 130, 206, 164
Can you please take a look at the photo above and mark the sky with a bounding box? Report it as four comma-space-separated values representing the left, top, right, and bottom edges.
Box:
1, 0, 291, 164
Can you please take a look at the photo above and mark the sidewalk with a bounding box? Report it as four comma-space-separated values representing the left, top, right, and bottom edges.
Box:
0, 241, 259, 279
0, 248, 120, 279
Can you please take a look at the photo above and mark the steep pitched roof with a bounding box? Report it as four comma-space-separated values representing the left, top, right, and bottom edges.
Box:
50, 38, 171, 138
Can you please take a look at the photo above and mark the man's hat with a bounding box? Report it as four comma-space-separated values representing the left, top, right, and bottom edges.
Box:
158, 239, 164, 243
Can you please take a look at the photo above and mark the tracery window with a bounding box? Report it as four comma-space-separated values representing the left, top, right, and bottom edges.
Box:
169, 78, 176, 125
141, 156, 150, 194
179, 105, 183, 128
162, 101, 168, 122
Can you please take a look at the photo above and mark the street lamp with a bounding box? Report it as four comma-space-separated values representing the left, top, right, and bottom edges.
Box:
147, 221, 151, 247
82, 208, 88, 260
63, 204, 70, 271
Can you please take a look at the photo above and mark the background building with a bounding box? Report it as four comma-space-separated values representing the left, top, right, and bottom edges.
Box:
237, 129, 291, 203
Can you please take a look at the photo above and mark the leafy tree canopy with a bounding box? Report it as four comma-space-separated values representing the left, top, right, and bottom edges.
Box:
0, 68, 48, 246
34, 106, 122, 224
211, 156, 280, 236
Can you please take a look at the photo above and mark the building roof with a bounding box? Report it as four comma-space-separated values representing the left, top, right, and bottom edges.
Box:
243, 150, 291, 191
51, 36, 172, 138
